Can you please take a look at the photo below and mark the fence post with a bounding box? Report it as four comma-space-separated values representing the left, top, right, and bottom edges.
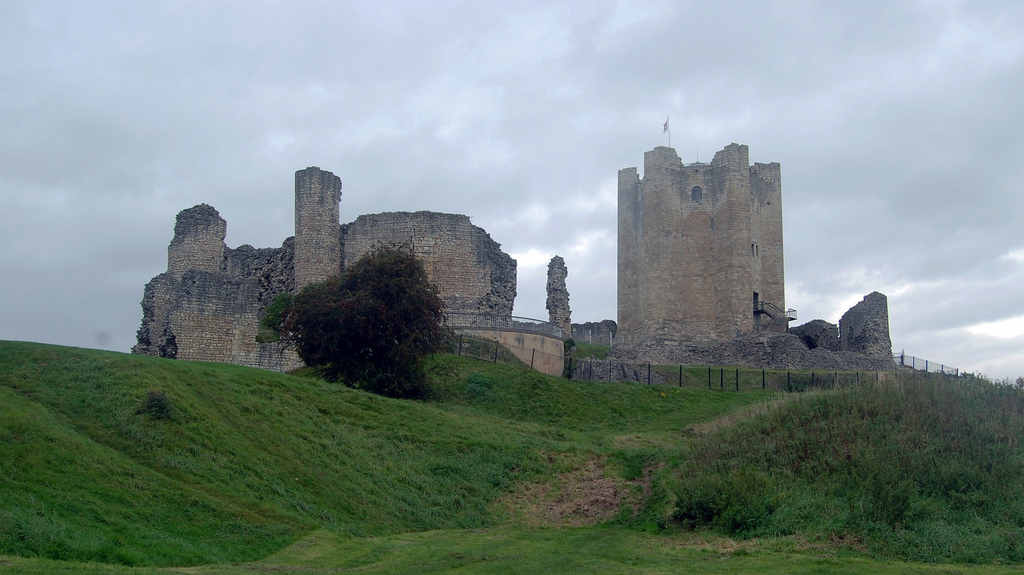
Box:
530, 348, 535, 369
720, 368, 724, 390
762, 369, 765, 390
679, 365, 683, 388
811, 372, 815, 385
708, 367, 711, 390
647, 363, 651, 385
788, 371, 791, 388
856, 371, 860, 384
493, 340, 499, 363
735, 368, 739, 391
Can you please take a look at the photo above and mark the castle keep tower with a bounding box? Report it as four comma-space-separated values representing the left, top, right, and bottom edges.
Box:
294, 167, 342, 290
617, 144, 787, 346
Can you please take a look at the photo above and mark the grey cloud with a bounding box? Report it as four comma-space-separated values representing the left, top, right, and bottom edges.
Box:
2, 0, 1023, 376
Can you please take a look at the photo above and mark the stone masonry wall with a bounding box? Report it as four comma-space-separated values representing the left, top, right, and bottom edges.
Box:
224, 238, 295, 310
789, 319, 841, 352
167, 204, 226, 278
167, 270, 260, 364
341, 211, 516, 315
840, 291, 892, 358
135, 204, 302, 371
617, 144, 785, 347
545, 255, 570, 337
135, 169, 519, 374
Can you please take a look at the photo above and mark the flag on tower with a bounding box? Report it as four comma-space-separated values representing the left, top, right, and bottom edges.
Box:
663, 117, 669, 133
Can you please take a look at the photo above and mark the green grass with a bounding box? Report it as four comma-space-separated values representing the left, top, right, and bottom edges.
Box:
572, 342, 610, 360
669, 374, 1024, 563
0, 341, 762, 568
3, 528, 1024, 574
2, 340, 1022, 572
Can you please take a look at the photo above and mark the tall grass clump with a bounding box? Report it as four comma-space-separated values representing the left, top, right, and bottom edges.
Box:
669, 373, 1024, 563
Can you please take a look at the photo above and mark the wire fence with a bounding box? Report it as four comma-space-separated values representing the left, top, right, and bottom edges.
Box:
444, 312, 564, 339
895, 353, 958, 375
566, 358, 958, 391
446, 334, 562, 371
444, 337, 963, 391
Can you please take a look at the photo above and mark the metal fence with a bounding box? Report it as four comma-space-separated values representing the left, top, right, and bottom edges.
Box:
566, 360, 959, 391
444, 312, 564, 339
570, 329, 615, 346
895, 353, 958, 375
448, 334, 562, 370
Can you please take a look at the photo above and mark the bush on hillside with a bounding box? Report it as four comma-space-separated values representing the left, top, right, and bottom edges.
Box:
282, 245, 446, 399
137, 390, 172, 420
667, 373, 1024, 563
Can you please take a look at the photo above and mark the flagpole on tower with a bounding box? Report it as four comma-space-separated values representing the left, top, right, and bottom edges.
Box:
663, 116, 671, 148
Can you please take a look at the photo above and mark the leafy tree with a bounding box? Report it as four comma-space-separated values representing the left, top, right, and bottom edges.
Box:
257, 291, 294, 342
283, 245, 446, 398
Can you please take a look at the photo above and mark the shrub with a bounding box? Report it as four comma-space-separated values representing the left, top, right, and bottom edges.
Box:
283, 245, 445, 399
137, 390, 172, 420
257, 292, 295, 343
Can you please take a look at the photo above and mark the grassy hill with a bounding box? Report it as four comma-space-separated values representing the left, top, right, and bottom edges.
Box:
669, 375, 1024, 563
0, 341, 766, 568
2, 340, 1023, 573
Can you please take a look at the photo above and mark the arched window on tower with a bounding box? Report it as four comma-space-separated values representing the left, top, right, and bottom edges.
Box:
691, 186, 703, 203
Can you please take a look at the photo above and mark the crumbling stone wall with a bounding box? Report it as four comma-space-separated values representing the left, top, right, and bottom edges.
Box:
789, 319, 840, 352
224, 238, 295, 309
134, 167, 518, 373
341, 211, 516, 315
609, 333, 893, 372
571, 320, 618, 344
840, 291, 892, 358
167, 204, 226, 278
610, 292, 894, 371
546, 256, 570, 337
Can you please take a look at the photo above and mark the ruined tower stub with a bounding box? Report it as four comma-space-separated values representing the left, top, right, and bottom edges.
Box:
294, 167, 342, 290
546, 255, 570, 338
167, 204, 227, 278
617, 144, 785, 346
840, 291, 892, 358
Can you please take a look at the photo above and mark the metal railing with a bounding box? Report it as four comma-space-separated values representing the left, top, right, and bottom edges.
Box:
895, 353, 958, 376
570, 329, 615, 346
444, 312, 564, 339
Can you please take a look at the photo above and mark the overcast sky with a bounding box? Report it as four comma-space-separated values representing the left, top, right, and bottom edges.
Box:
1, 0, 1022, 378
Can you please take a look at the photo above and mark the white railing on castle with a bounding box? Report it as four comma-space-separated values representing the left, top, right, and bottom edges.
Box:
895, 352, 958, 376
571, 329, 615, 346
444, 312, 564, 339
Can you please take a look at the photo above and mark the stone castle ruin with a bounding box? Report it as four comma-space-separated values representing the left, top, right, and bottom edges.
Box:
612, 143, 893, 370
133, 166, 517, 371
134, 144, 895, 376
545, 256, 571, 337
618, 144, 790, 346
